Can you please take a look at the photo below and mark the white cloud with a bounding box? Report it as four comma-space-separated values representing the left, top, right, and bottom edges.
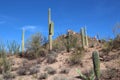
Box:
23, 26, 36, 30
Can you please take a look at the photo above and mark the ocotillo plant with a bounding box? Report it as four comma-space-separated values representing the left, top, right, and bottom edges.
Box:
48, 8, 54, 51
92, 51, 100, 80
84, 27, 89, 47
22, 28, 25, 53
81, 27, 85, 48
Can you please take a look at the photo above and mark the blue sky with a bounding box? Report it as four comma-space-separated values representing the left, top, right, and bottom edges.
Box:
0, 0, 120, 45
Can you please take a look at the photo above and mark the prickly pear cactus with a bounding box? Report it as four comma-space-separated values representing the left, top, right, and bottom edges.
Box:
92, 51, 100, 80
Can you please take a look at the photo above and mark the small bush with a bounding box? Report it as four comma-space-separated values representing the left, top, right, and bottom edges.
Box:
46, 51, 57, 64
17, 67, 27, 75
29, 66, 39, 75
7, 40, 20, 55
102, 39, 113, 54
44, 66, 56, 75
25, 32, 47, 59
53, 75, 68, 80
60, 68, 70, 74
39, 73, 48, 79
112, 35, 120, 49
3, 72, 16, 80
101, 68, 120, 80
62, 32, 78, 52
68, 47, 84, 66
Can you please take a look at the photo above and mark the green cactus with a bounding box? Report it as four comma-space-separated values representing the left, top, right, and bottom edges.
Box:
81, 27, 85, 48
84, 27, 89, 47
48, 8, 54, 51
76, 69, 95, 80
66, 31, 71, 52
92, 51, 100, 80
76, 51, 101, 80
22, 28, 25, 53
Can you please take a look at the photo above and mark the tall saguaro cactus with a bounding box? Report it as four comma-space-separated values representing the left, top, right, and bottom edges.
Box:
22, 28, 25, 53
80, 27, 89, 48
84, 27, 88, 47
92, 51, 100, 80
48, 8, 54, 51
81, 27, 85, 48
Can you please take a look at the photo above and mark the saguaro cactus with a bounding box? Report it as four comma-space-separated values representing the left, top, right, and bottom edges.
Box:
48, 8, 54, 51
81, 27, 85, 48
92, 51, 100, 80
84, 27, 88, 47
22, 28, 25, 53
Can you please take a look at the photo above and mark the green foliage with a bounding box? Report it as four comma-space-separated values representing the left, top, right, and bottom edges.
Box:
92, 51, 100, 80
63, 32, 78, 52
76, 69, 95, 80
0, 43, 11, 77
76, 51, 100, 80
69, 47, 84, 65
102, 39, 113, 53
26, 32, 47, 59
7, 40, 20, 54
113, 35, 120, 49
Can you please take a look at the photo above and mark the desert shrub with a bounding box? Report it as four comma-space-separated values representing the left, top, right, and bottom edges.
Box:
102, 35, 120, 55
0, 43, 5, 74
44, 66, 56, 75
112, 23, 120, 49
46, 51, 57, 64
39, 73, 48, 79
0, 58, 3, 74
62, 32, 79, 52
53, 75, 68, 80
7, 40, 20, 55
101, 68, 120, 80
59, 68, 70, 74
17, 67, 27, 75
112, 34, 120, 49
29, 66, 39, 75
0, 43, 12, 80
102, 39, 113, 54
68, 47, 84, 66
25, 32, 47, 59
52, 41, 64, 52
3, 72, 16, 80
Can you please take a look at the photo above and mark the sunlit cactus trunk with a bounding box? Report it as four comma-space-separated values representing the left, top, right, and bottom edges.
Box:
92, 51, 100, 80
48, 8, 54, 51
81, 27, 85, 48
84, 27, 89, 47
22, 28, 25, 54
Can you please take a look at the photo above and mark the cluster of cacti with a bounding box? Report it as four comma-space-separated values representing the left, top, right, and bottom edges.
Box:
80, 27, 88, 48
76, 51, 100, 80
48, 8, 54, 51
